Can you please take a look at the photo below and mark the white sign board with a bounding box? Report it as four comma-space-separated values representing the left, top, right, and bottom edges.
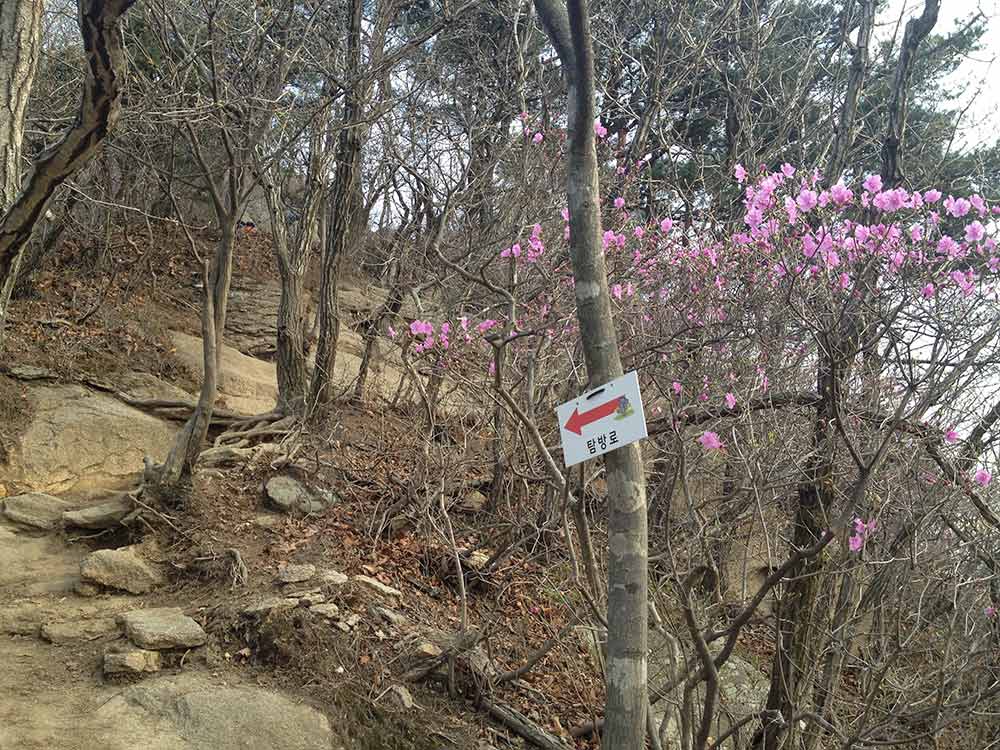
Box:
556, 370, 648, 467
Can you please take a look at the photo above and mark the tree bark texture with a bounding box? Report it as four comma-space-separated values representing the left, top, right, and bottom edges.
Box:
534, 1, 649, 747
0, 0, 137, 350
0, 0, 41, 210
266, 116, 329, 415
309, 0, 364, 413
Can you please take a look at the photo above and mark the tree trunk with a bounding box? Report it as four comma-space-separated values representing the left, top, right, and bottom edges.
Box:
0, 0, 41, 210
276, 255, 308, 413
0, 0, 136, 351
535, 1, 649, 747
309, 0, 364, 414
153, 261, 217, 490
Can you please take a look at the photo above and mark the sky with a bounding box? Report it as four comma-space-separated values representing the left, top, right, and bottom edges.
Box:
883, 0, 1000, 149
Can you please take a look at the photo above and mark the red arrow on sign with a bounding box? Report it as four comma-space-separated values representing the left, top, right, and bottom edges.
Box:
564, 397, 621, 435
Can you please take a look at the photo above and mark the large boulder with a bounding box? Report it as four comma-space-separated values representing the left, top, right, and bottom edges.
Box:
0, 384, 175, 494
80, 545, 166, 594
170, 331, 278, 416
120, 608, 206, 650
0, 521, 87, 596
94, 674, 335, 750
2, 492, 71, 530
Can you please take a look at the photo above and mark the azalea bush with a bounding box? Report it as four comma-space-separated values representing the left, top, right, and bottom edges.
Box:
381, 125, 1000, 745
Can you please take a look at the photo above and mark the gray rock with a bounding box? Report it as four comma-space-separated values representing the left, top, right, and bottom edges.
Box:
80, 545, 166, 594
2, 493, 72, 530
458, 490, 487, 513
120, 608, 207, 650
371, 605, 408, 628
253, 513, 283, 530
264, 476, 327, 515
387, 684, 414, 709
320, 569, 349, 586
277, 563, 316, 584
62, 494, 133, 529
41, 618, 119, 644
311, 603, 340, 619
353, 575, 402, 598
104, 647, 162, 675
284, 588, 325, 605
242, 597, 297, 617
96, 673, 334, 749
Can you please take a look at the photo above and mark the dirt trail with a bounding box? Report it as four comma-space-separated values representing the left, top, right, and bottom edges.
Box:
0, 517, 338, 750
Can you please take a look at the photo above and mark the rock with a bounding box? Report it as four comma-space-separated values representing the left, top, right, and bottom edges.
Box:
402, 628, 495, 684
387, 684, 414, 709
104, 647, 162, 675
0, 519, 87, 596
371, 605, 408, 628
80, 545, 166, 594
411, 641, 443, 661
265, 476, 327, 515
2, 492, 72, 530
170, 330, 279, 416
62, 494, 133, 529
353, 575, 402, 598
284, 588, 325, 605
242, 597, 297, 617
320, 569, 349, 586
96, 673, 335, 749
253, 513, 283, 530
41, 618, 119, 644
75, 581, 101, 597
311, 603, 340, 619
277, 563, 316, 584
3, 384, 176, 494
120, 608, 207, 650
458, 490, 487, 513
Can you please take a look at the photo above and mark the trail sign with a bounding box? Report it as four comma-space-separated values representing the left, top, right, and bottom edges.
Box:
556, 371, 648, 467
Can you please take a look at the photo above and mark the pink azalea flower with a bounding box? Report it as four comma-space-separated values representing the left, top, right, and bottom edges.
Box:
797, 189, 818, 212
634, 226, 645, 239
965, 221, 986, 242
613, 196, 625, 210
829, 183, 853, 206
594, 120, 607, 139
921, 283, 935, 299
987, 606, 997, 618
672, 381, 682, 394
863, 174, 883, 193
697, 431, 724, 451
734, 164, 747, 183
387, 325, 397, 338
974, 469, 992, 487
532, 132, 543, 144
848, 534, 864, 553
945, 428, 959, 444
611, 283, 623, 299
724, 392, 736, 409
781, 163, 796, 178
945, 196, 971, 218
923, 189, 942, 203
660, 218, 673, 233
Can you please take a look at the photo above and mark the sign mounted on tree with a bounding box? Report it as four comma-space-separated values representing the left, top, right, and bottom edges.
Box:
556, 371, 648, 467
